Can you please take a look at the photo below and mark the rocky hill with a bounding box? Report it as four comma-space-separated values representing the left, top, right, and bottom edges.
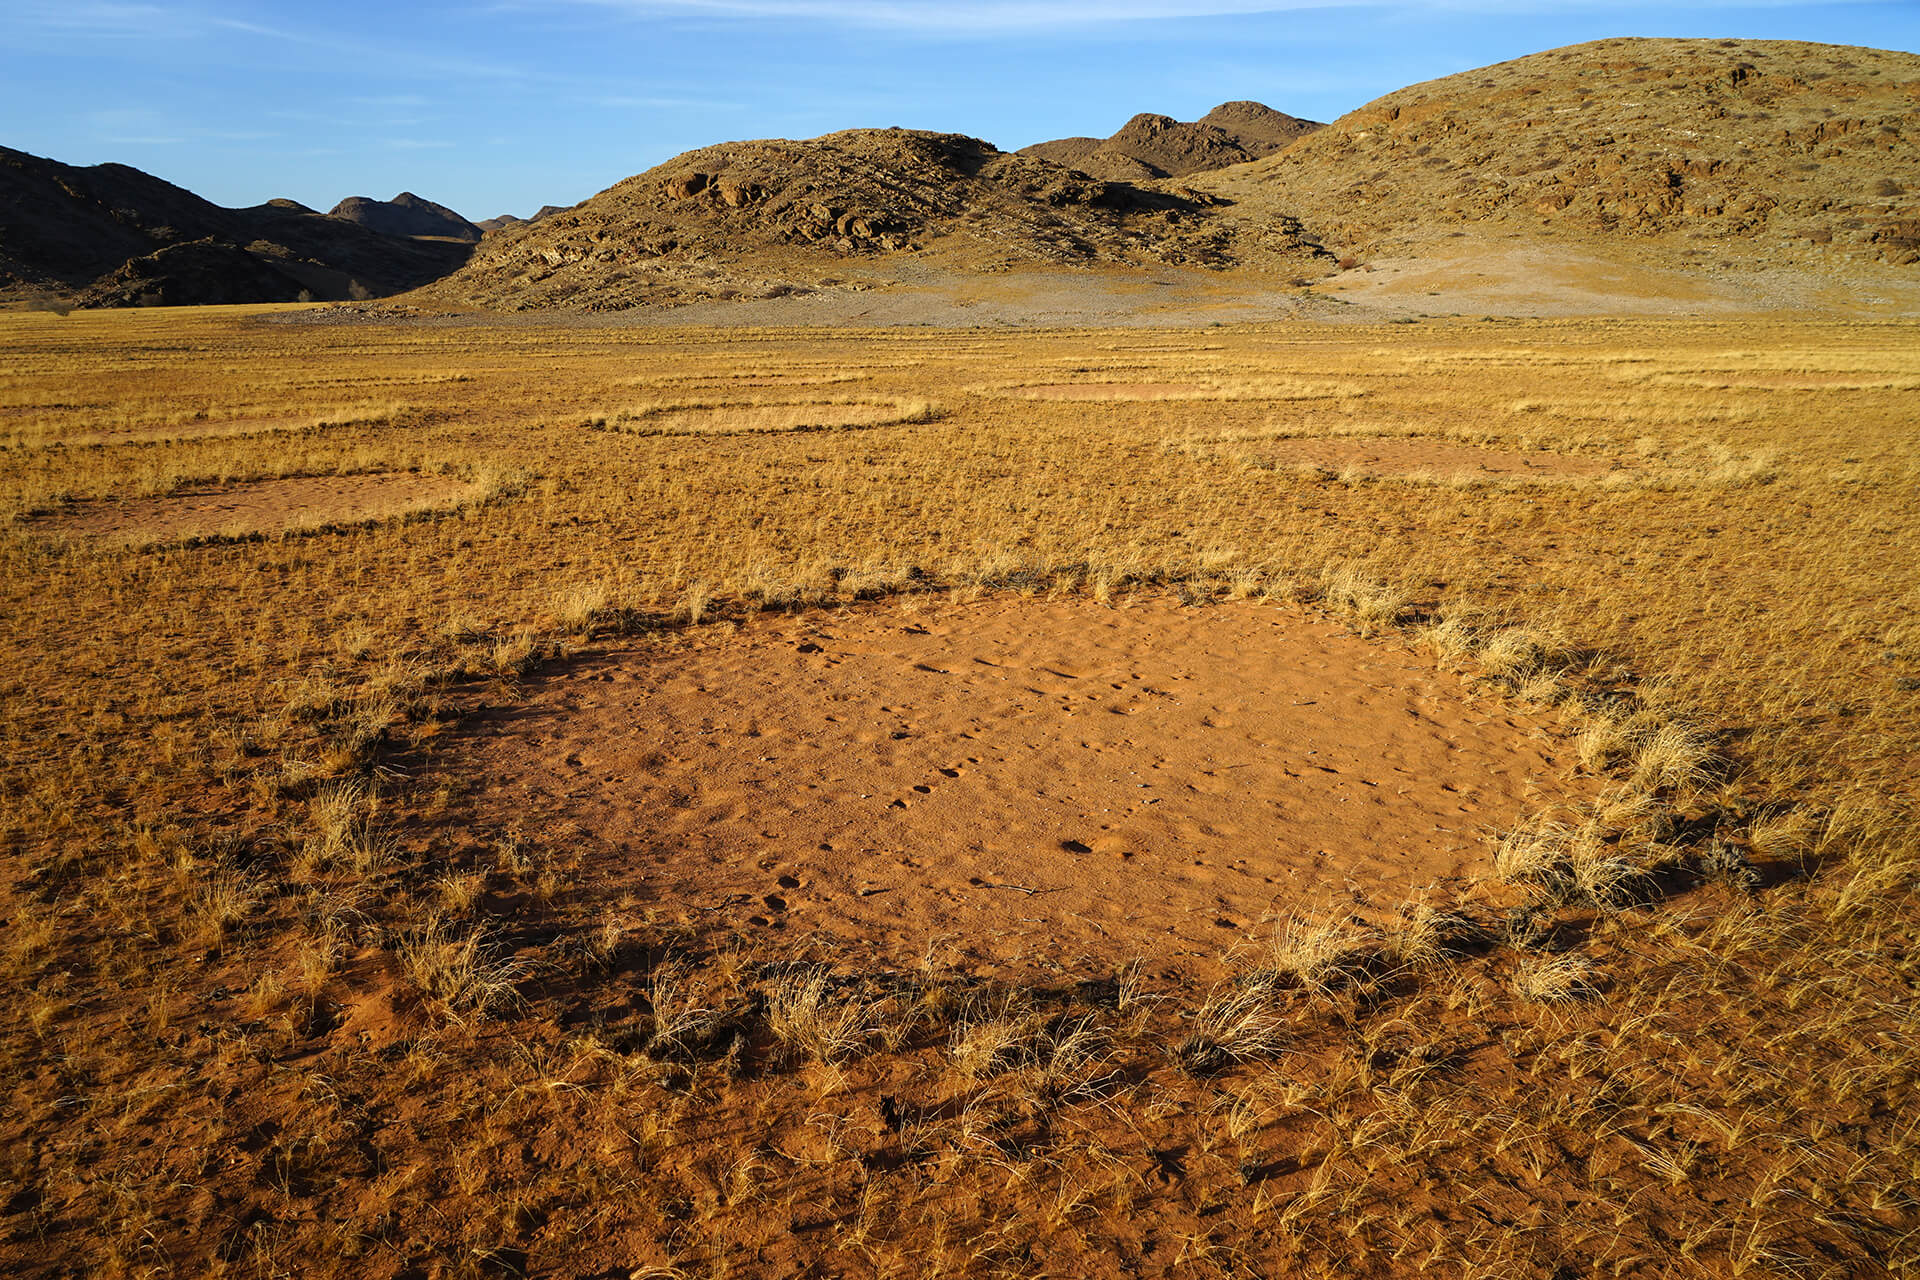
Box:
1197, 37, 1920, 269
1022, 101, 1319, 180
421, 127, 1332, 311
329, 192, 482, 242
0, 147, 474, 306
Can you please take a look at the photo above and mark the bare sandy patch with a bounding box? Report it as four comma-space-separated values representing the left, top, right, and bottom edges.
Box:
35, 472, 481, 543
436, 595, 1591, 981
589, 397, 938, 436
1235, 436, 1624, 481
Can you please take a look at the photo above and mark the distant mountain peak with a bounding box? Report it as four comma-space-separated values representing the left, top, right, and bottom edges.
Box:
1020, 101, 1321, 181
328, 193, 482, 242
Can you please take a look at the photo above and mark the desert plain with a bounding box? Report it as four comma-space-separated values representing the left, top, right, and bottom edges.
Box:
2, 297, 1917, 1279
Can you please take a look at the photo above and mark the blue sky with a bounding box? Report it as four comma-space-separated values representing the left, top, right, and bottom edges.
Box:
3, 1, 1914, 220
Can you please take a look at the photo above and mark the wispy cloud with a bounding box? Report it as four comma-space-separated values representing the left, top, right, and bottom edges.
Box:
549, 0, 1365, 29
17, 2, 184, 38
15, 1, 306, 41
541, 0, 1888, 30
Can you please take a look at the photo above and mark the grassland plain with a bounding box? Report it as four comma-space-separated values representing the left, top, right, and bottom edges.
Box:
1, 303, 1917, 1278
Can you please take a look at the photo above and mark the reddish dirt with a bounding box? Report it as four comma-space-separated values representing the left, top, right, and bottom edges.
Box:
434, 594, 1592, 982
36, 472, 480, 542
1238, 436, 1624, 480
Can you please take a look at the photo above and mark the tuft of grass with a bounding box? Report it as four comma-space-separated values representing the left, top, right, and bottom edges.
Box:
1176, 983, 1288, 1074
1513, 952, 1601, 1003
395, 919, 528, 1021
1318, 565, 1406, 636
1629, 722, 1714, 792
302, 780, 393, 875
191, 874, 263, 948
553, 581, 613, 634
766, 968, 871, 1065
1264, 914, 1374, 997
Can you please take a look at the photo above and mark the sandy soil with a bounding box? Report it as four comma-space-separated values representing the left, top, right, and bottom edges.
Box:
35, 472, 480, 543
433, 595, 1590, 982
1235, 436, 1625, 480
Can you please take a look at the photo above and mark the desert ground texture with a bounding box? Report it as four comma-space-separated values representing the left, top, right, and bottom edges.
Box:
2, 303, 1919, 1278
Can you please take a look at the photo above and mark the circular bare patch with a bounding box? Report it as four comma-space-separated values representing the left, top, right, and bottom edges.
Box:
33, 472, 482, 544
593, 398, 936, 436
437, 596, 1592, 980
1234, 436, 1623, 481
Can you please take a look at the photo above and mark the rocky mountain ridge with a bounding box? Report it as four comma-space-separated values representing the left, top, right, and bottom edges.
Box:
0, 146, 476, 306
421, 127, 1331, 311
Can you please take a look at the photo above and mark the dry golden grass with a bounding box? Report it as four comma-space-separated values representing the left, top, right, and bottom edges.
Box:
1, 303, 1917, 1278
587, 394, 941, 436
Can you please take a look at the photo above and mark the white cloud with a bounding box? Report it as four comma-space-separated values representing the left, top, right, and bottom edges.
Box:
556, 0, 1356, 28
541, 0, 1891, 30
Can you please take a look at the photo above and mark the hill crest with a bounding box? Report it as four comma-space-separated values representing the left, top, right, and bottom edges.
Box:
1021, 101, 1320, 180
1201, 37, 1920, 269
424, 126, 1331, 311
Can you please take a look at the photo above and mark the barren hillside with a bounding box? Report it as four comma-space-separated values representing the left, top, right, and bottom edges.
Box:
1199, 37, 1920, 270
422, 128, 1331, 310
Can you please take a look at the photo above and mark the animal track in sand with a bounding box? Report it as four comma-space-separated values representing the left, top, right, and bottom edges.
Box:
437, 595, 1597, 981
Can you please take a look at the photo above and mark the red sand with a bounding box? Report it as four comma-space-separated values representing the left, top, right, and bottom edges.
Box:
437, 594, 1590, 981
